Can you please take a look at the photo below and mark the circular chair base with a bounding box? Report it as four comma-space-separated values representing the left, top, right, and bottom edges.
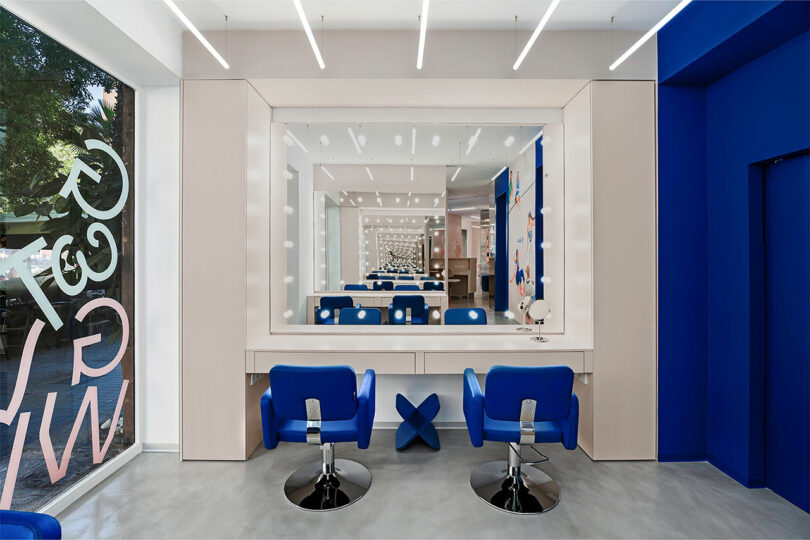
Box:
470, 461, 560, 514
284, 459, 371, 511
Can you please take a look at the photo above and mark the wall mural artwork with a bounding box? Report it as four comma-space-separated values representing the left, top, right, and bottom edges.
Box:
0, 8, 135, 511
507, 150, 537, 320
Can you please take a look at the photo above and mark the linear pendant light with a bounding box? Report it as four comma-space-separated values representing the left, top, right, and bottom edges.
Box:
292, 0, 326, 69
417, 0, 430, 69
513, 0, 561, 70
609, 0, 692, 71
163, 0, 229, 69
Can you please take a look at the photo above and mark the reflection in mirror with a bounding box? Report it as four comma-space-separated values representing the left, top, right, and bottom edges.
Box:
283, 123, 563, 329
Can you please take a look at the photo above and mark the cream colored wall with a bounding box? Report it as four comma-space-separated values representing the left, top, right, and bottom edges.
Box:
340, 207, 361, 285
181, 79, 271, 460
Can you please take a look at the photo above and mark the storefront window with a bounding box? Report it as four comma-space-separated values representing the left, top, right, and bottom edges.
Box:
0, 8, 135, 511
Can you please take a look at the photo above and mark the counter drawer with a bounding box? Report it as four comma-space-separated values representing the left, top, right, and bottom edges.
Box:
424, 351, 585, 374
253, 351, 416, 374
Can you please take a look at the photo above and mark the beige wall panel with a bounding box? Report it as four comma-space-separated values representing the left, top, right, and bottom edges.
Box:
573, 375, 594, 458
245, 374, 266, 459
590, 80, 657, 460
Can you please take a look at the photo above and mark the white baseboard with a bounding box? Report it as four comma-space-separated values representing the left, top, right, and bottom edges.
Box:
142, 442, 179, 453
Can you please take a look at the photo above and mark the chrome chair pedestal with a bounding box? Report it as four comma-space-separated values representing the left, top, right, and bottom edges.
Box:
283, 443, 371, 511
470, 444, 560, 514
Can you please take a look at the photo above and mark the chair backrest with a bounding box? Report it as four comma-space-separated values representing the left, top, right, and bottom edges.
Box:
398, 276, 414, 280
344, 284, 368, 291
373, 280, 394, 290
444, 307, 487, 325
366, 274, 379, 279
339, 307, 382, 325
484, 365, 574, 422
420, 276, 434, 280
319, 296, 354, 310
391, 294, 426, 312
423, 281, 444, 291
269, 365, 358, 421
395, 284, 420, 290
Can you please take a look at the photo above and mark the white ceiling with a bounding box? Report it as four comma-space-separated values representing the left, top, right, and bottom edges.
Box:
176, 0, 680, 31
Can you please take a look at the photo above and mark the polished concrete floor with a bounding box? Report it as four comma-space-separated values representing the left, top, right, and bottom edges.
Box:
59, 430, 809, 539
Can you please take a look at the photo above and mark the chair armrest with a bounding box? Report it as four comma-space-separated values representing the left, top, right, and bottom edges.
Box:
463, 368, 484, 447
357, 369, 376, 449
260, 385, 280, 449
559, 393, 579, 450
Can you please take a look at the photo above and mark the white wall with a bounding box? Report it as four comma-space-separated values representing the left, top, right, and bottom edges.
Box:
339, 207, 361, 286
140, 86, 181, 450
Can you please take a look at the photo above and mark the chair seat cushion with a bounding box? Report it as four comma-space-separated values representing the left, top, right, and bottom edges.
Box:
483, 413, 563, 444
278, 418, 359, 444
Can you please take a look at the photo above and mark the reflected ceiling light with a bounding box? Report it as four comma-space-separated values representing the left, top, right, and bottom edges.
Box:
348, 127, 362, 154
541, 206, 551, 214
283, 310, 294, 319
411, 127, 417, 155
466, 127, 481, 155
414, 197, 420, 203
357, 197, 363, 202
396, 197, 401, 203
340, 197, 344, 202
610, 0, 693, 71
491, 166, 507, 181
407, 200, 411, 207
519, 129, 544, 155
410, 166, 414, 181
441, 191, 446, 198
283, 135, 294, 146
341, 190, 348, 196
451, 206, 476, 212
286, 130, 309, 153
432, 134, 440, 146
320, 165, 335, 180
416, 0, 430, 69
395, 134, 403, 146
357, 134, 367, 146
283, 170, 294, 180
292, 0, 326, 69
504, 135, 515, 147
284, 241, 294, 248
433, 198, 439, 207
366, 166, 374, 181
451, 167, 461, 182
162, 0, 229, 69
364, 217, 369, 222
284, 206, 294, 214
375, 191, 380, 196
320, 134, 330, 146
513, 0, 561, 70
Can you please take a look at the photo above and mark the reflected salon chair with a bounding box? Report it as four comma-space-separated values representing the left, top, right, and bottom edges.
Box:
463, 365, 578, 514
339, 307, 382, 325
344, 284, 369, 291
261, 365, 376, 511
422, 281, 444, 291
445, 308, 487, 325
372, 280, 394, 291
0, 510, 61, 540
317, 296, 354, 325
388, 295, 429, 325
398, 275, 414, 280
394, 284, 420, 291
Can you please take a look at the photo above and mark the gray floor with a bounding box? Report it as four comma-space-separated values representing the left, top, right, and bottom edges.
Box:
59, 430, 809, 539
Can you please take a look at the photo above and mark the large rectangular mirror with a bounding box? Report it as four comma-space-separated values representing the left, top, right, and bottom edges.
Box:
280, 122, 563, 330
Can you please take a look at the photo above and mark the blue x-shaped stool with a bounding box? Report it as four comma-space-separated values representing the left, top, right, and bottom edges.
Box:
395, 393, 440, 450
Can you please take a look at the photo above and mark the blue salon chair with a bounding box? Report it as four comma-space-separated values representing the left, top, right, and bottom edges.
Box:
317, 296, 354, 325
422, 281, 444, 291
366, 273, 379, 280
445, 308, 487, 325
388, 295, 429, 325
0, 511, 61, 539
344, 284, 369, 291
339, 307, 381, 325
261, 365, 376, 511
398, 275, 414, 280
463, 365, 578, 514
420, 276, 434, 280
395, 284, 420, 291
372, 280, 394, 291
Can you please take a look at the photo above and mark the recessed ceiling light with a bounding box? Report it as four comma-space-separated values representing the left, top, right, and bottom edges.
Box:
466, 128, 481, 155
513, 0, 561, 70
414, 197, 420, 203
431, 134, 440, 146
320, 135, 330, 146
519, 129, 544, 155
319, 165, 335, 180
396, 197, 401, 203
358, 196, 363, 202
410, 166, 414, 181
366, 167, 374, 181
451, 166, 461, 182
504, 135, 515, 147
348, 127, 362, 154
610, 0, 693, 71
292, 0, 325, 69
358, 134, 367, 146
417, 0, 430, 69
286, 130, 309, 153
394, 134, 403, 146
162, 0, 229, 69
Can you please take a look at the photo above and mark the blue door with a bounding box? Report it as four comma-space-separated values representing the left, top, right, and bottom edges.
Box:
764, 152, 809, 512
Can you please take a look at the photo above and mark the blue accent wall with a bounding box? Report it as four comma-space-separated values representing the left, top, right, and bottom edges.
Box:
657, 0, 810, 499
535, 136, 544, 299
494, 170, 509, 311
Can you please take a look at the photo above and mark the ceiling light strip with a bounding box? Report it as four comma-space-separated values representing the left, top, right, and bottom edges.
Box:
292, 0, 326, 69
416, 0, 430, 69
609, 0, 693, 71
466, 128, 482, 155
286, 130, 309, 153
450, 167, 461, 182
320, 165, 335, 180
366, 167, 375, 181
513, 0, 561, 70
519, 129, 544, 155
348, 127, 362, 154
491, 166, 507, 181
162, 0, 229, 69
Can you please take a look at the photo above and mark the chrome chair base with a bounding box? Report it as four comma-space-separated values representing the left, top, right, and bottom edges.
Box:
470, 460, 560, 514
284, 458, 371, 511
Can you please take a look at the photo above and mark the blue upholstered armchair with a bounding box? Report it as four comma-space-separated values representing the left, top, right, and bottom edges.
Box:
317, 296, 354, 325
388, 294, 429, 325
445, 308, 487, 325
0, 511, 61, 539
463, 365, 579, 514
261, 365, 376, 510
339, 307, 382, 325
